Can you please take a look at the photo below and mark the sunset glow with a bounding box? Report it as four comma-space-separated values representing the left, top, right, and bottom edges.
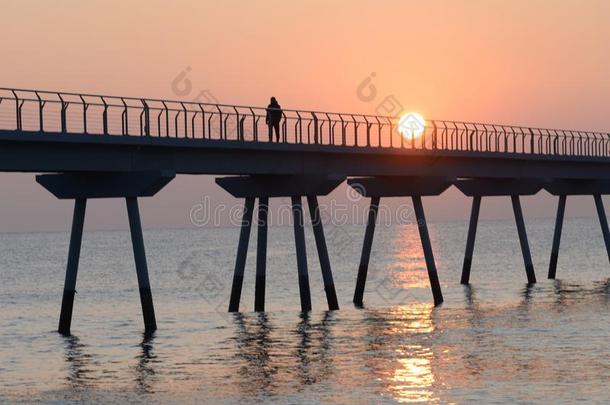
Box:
398, 112, 426, 141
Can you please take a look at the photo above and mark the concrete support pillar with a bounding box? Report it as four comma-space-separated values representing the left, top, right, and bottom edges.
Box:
255, 197, 269, 312
461, 196, 481, 285
412, 196, 444, 306
217, 175, 344, 312
292, 196, 312, 312
58, 198, 87, 335
353, 196, 380, 307
306, 196, 339, 310
594, 194, 610, 264
548, 195, 566, 279
126, 197, 157, 333
228, 197, 255, 312
511, 195, 536, 284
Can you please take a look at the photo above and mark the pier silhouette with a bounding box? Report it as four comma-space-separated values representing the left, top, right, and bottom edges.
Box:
2, 87, 610, 335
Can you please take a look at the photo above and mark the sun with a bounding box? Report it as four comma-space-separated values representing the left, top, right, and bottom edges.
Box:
398, 112, 426, 141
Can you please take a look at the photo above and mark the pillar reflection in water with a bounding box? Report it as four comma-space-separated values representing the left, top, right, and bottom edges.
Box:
134, 332, 158, 394
231, 312, 275, 396
63, 335, 95, 390
293, 311, 335, 386
230, 311, 337, 396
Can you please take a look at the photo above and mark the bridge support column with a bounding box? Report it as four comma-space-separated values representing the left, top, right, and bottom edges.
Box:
126, 197, 157, 333
548, 195, 566, 279
412, 196, 444, 306
461, 196, 481, 285
58, 198, 87, 335
292, 197, 312, 312
511, 195, 536, 284
545, 180, 610, 275
307, 196, 339, 310
216, 175, 344, 312
349, 177, 452, 307
228, 197, 255, 312
353, 196, 380, 307
455, 179, 542, 285
594, 195, 610, 264
255, 197, 269, 312
37, 171, 174, 334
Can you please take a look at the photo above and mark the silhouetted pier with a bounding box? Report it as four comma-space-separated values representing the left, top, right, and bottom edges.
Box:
2, 87, 610, 335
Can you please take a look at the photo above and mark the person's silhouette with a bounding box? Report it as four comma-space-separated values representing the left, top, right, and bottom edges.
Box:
265, 97, 282, 142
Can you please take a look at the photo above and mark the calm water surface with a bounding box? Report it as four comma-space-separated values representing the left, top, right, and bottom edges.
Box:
1, 217, 610, 403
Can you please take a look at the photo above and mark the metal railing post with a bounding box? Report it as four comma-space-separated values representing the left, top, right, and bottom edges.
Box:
11, 90, 23, 131
249, 107, 257, 141
200, 104, 207, 139
181, 102, 188, 138
326, 113, 334, 145
312, 112, 319, 144
58, 93, 68, 133
35, 91, 45, 132
223, 112, 230, 140
101, 96, 109, 135
374, 116, 382, 148
232, 106, 241, 140
79, 95, 88, 134
191, 110, 198, 139
120, 98, 128, 136
386, 117, 393, 148
351, 115, 358, 147
162, 101, 169, 137
216, 105, 223, 140
174, 106, 180, 138
339, 114, 346, 146
141, 99, 150, 136
295, 111, 302, 144
363, 116, 371, 147
282, 112, 287, 143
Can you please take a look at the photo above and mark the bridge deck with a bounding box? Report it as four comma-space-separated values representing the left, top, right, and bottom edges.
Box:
0, 87, 609, 179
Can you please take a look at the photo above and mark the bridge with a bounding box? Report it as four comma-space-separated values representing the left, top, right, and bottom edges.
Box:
2, 87, 610, 335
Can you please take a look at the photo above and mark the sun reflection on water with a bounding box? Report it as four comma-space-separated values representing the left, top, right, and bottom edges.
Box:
386, 303, 437, 403
389, 225, 440, 290
386, 303, 435, 334
391, 347, 435, 403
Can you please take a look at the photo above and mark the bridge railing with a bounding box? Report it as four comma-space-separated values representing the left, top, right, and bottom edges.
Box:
1, 87, 609, 157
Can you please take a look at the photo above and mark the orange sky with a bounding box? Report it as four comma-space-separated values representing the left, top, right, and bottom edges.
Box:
2, 0, 610, 231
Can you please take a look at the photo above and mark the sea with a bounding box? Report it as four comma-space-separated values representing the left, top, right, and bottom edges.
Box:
1, 217, 610, 404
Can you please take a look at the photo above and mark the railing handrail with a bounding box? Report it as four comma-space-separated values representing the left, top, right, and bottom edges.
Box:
1, 86, 609, 159
1, 86, 608, 137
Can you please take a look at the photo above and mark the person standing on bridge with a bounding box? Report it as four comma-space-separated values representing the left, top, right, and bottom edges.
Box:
266, 97, 282, 142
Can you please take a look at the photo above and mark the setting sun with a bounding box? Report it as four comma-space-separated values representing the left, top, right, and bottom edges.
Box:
398, 112, 426, 141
